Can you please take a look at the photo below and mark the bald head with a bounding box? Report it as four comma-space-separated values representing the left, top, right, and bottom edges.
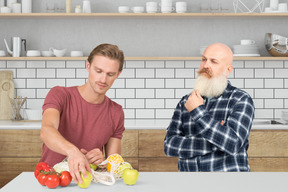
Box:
200, 43, 233, 78
203, 43, 233, 66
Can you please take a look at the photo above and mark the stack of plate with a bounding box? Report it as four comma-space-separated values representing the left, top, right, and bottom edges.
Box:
233, 45, 260, 56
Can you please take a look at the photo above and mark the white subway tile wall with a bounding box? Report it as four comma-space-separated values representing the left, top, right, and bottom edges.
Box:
1, 59, 287, 120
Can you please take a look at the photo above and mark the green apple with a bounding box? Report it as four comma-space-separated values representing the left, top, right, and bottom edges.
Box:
89, 163, 97, 171
77, 172, 93, 188
122, 168, 139, 185
117, 162, 132, 178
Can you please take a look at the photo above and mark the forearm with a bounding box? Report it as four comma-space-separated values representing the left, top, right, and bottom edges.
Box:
40, 125, 78, 156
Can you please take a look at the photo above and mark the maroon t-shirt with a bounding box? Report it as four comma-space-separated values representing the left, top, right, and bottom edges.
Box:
39, 86, 125, 166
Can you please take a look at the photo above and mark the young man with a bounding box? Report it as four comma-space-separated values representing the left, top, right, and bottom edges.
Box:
164, 43, 255, 172
39, 44, 125, 184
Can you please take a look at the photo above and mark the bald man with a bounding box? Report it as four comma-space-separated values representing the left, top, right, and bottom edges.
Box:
164, 43, 255, 172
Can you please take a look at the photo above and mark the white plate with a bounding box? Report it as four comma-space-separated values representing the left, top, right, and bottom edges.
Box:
233, 54, 260, 56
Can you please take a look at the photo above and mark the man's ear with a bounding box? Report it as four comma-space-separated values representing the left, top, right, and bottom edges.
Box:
86, 61, 91, 71
226, 65, 233, 76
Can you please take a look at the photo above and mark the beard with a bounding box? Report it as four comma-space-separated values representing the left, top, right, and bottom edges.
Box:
193, 68, 228, 98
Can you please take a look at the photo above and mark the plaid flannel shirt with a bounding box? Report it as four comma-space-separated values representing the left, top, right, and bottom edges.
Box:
164, 82, 254, 172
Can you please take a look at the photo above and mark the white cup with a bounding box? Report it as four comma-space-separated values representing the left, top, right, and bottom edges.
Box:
118, 6, 129, 13
161, 6, 175, 13
278, 3, 288, 12
0, 50, 6, 56
12, 3, 21, 13
70, 51, 84, 57
146, 6, 158, 13
161, 1, 173, 7
146, 2, 158, 7
270, 0, 279, 10
241, 39, 255, 45
131, 6, 144, 13
0, 6, 11, 13
176, 2, 187, 13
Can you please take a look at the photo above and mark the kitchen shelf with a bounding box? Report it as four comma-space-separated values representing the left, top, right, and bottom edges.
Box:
1, 12, 288, 18
1, 56, 288, 61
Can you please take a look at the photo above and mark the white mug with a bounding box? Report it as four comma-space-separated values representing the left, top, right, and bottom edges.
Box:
0, 50, 6, 56
131, 6, 144, 13
241, 39, 255, 45
146, 2, 158, 7
278, 3, 288, 12
0, 6, 11, 13
161, 6, 175, 13
12, 3, 21, 13
146, 6, 158, 13
176, 2, 187, 13
118, 6, 129, 13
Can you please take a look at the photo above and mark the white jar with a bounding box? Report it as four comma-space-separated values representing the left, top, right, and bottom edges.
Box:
22, 0, 32, 13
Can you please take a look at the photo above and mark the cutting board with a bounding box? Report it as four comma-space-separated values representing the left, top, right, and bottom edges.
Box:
0, 71, 14, 120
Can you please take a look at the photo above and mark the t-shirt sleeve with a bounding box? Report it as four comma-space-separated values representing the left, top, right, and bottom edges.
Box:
42, 86, 66, 114
111, 107, 125, 139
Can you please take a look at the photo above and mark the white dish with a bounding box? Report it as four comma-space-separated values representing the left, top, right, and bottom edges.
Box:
41, 51, 53, 57
233, 54, 260, 56
26, 50, 41, 57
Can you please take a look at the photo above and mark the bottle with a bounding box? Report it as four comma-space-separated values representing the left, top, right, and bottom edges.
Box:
66, 0, 72, 13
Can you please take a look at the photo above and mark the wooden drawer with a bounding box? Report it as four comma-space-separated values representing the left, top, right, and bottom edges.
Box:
139, 130, 166, 157
249, 158, 288, 172
0, 130, 42, 157
121, 130, 138, 158
248, 130, 288, 157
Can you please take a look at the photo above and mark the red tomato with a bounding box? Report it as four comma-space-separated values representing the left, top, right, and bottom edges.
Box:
34, 169, 40, 179
37, 173, 47, 186
36, 162, 49, 172
45, 174, 60, 189
59, 171, 72, 187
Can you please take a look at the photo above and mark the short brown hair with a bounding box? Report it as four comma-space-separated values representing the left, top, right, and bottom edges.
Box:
87, 44, 124, 72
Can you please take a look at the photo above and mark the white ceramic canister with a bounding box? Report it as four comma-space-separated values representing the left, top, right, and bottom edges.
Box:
12, 3, 22, 13
22, 0, 32, 13
0, 0, 5, 7
7, 0, 17, 8
83, 0, 91, 13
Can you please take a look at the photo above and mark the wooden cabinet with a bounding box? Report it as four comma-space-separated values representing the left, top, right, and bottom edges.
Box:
1, 128, 288, 188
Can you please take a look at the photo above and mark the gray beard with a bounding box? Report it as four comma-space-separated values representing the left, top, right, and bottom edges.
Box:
193, 74, 228, 98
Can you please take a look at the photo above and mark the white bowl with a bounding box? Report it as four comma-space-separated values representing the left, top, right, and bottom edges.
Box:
70, 51, 84, 57
41, 50, 53, 57
26, 50, 41, 57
